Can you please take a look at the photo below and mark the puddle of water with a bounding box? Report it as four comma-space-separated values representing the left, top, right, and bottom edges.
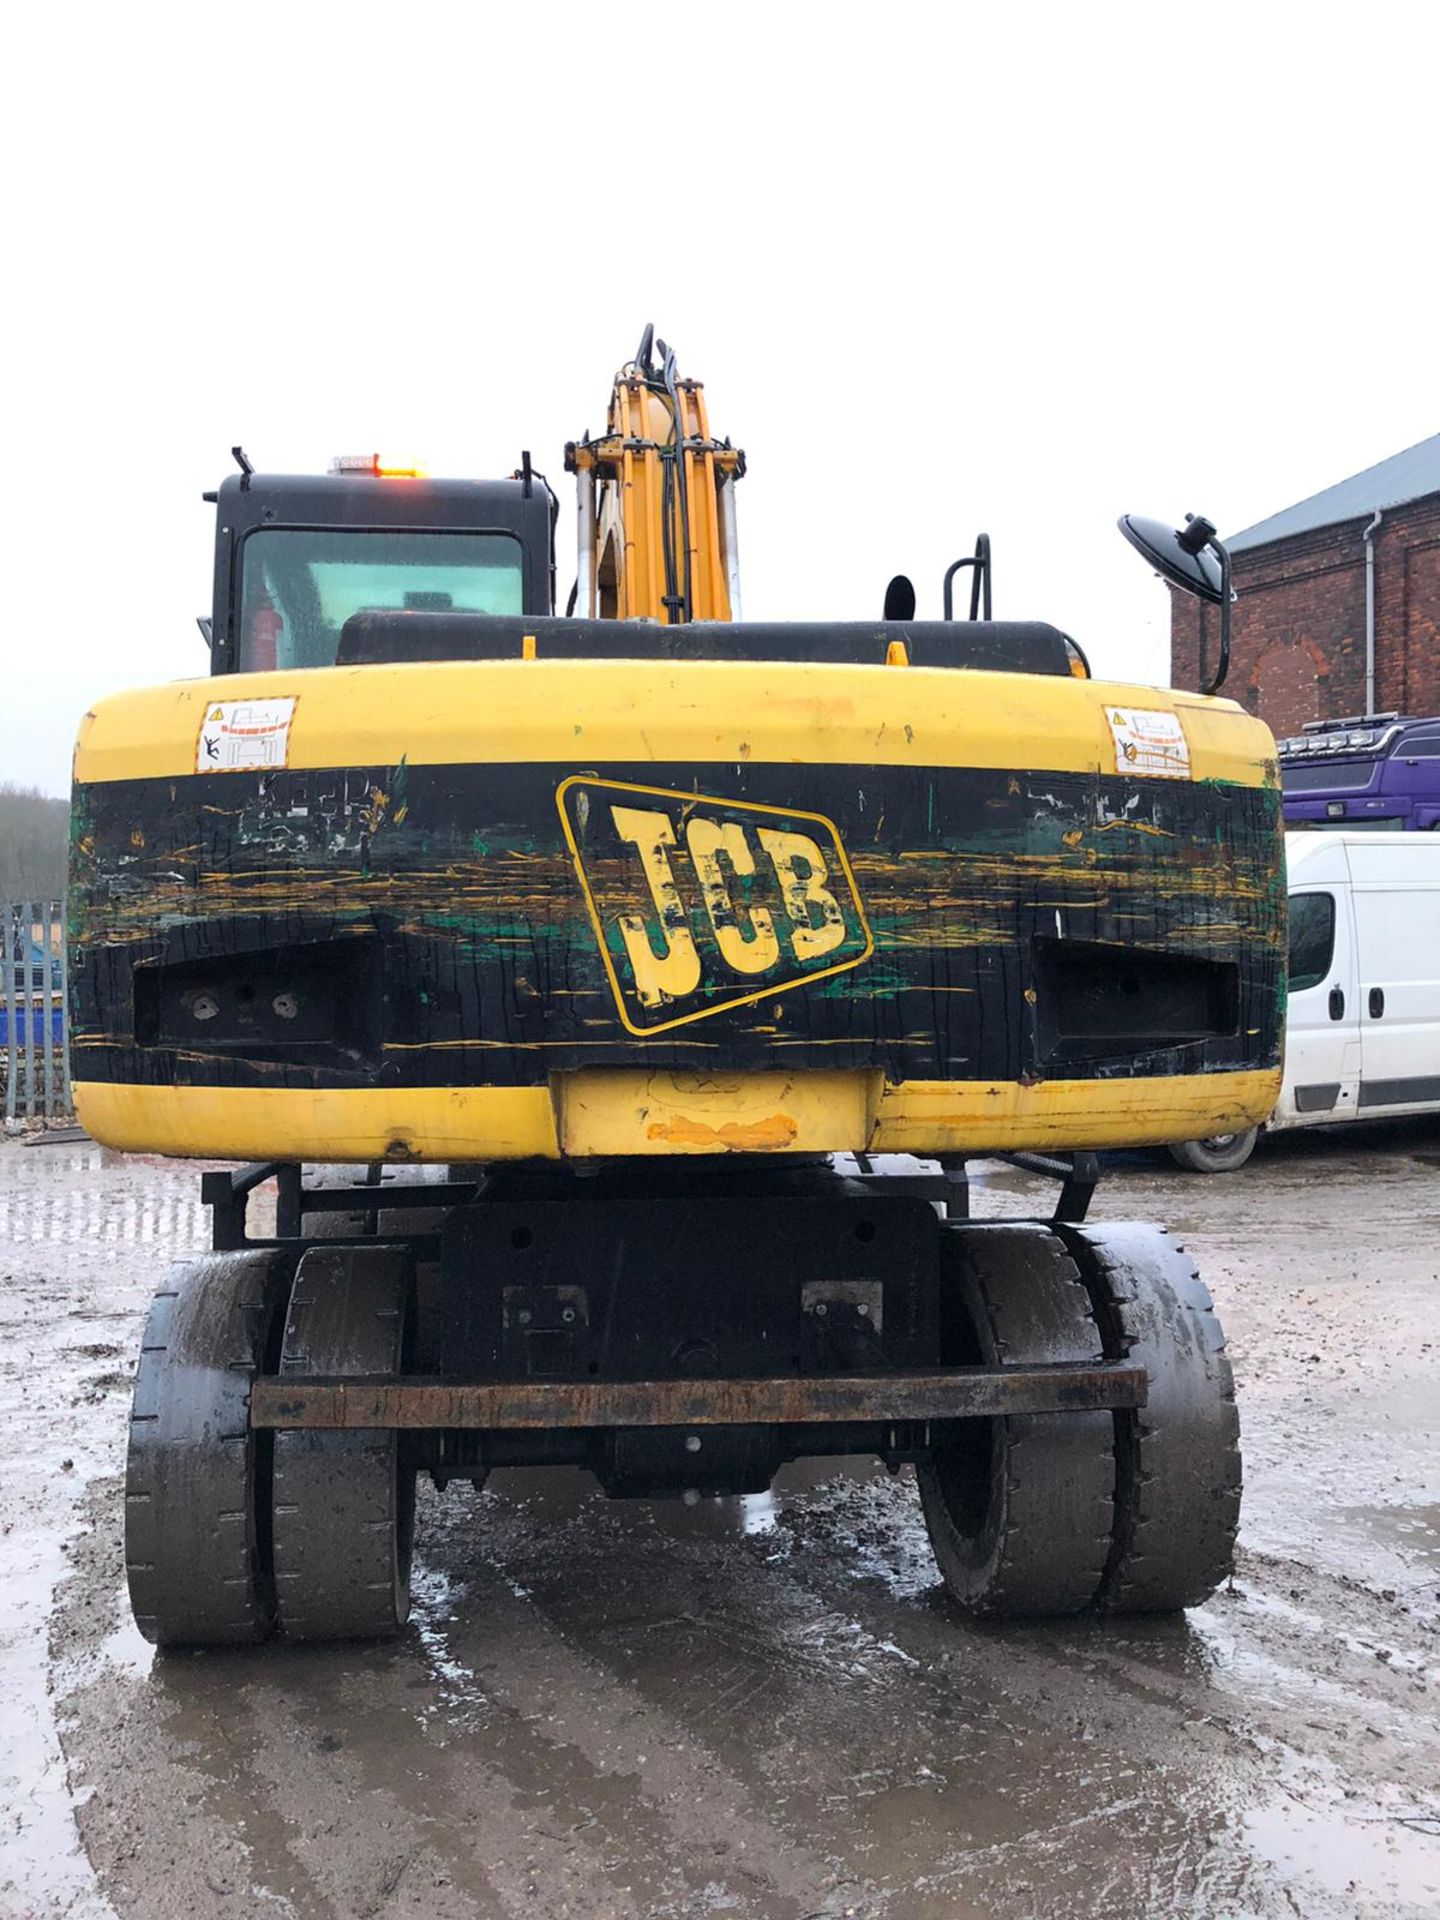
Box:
775, 1465, 942, 1599
0, 1534, 121, 1920
1244, 1799, 1440, 1909
1188, 1591, 1429, 1729
1340, 1503, 1440, 1578
98, 1592, 156, 1682
1236, 1582, 1430, 1683
51, 1585, 157, 1709
408, 1563, 491, 1725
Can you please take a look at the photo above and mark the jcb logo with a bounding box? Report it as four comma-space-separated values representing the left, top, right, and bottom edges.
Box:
557, 777, 873, 1033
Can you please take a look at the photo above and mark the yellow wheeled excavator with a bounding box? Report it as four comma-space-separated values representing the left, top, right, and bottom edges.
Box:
71, 327, 1281, 1644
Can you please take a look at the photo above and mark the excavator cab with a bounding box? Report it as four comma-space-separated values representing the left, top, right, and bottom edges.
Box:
207, 454, 556, 675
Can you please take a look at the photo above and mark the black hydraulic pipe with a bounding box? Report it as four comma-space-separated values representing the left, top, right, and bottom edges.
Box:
942, 534, 992, 621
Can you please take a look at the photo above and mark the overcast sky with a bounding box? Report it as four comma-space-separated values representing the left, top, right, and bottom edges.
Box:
6, 3, 1435, 797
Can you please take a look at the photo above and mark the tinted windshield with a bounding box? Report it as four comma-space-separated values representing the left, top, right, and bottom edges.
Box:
1280, 761, 1372, 793
238, 528, 524, 670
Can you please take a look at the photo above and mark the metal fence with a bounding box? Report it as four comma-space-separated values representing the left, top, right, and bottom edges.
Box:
2, 900, 72, 1128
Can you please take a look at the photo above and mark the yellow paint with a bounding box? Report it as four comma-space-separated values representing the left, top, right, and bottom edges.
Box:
561, 1068, 878, 1156
869, 1069, 1280, 1151
74, 1065, 1280, 1163
73, 661, 1277, 790
885, 639, 910, 667
75, 1081, 560, 1162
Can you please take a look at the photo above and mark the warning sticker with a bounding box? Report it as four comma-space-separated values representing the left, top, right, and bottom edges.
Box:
1106, 706, 1191, 781
196, 697, 297, 774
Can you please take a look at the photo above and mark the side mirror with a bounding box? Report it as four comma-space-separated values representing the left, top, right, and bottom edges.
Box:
1118, 512, 1233, 696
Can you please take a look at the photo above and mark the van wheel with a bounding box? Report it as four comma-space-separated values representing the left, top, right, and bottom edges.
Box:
1168, 1129, 1259, 1174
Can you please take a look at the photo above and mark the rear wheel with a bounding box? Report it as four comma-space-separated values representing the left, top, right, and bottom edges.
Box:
126, 1250, 292, 1646
1168, 1129, 1259, 1174
271, 1244, 416, 1641
916, 1223, 1116, 1616
1058, 1222, 1241, 1611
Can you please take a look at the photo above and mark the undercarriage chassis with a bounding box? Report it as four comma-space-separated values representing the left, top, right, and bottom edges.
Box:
125, 1154, 1239, 1645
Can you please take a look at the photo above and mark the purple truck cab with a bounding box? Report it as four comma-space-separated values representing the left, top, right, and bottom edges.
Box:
1279, 713, 1440, 831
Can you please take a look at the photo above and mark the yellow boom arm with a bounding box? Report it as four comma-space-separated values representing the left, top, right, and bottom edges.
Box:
565, 326, 745, 623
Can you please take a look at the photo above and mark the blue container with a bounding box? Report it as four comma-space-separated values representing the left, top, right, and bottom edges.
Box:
0, 1002, 65, 1047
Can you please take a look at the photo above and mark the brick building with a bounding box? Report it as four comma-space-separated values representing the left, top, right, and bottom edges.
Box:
1170, 435, 1440, 736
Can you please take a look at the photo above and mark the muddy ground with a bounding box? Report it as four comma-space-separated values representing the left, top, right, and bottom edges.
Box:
1, 1129, 1438, 1919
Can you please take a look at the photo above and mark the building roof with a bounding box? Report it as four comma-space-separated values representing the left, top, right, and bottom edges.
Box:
1229, 432, 1440, 554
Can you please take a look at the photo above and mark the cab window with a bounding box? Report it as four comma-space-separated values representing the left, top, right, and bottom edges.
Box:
1288, 891, 1335, 993
238, 529, 524, 670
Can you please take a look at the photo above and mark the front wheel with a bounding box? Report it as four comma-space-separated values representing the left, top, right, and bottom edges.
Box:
1168, 1128, 1259, 1174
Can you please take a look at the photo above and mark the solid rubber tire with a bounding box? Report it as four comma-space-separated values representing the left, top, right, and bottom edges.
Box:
125, 1250, 292, 1646
1057, 1222, 1241, 1612
916, 1222, 1115, 1617
272, 1244, 415, 1641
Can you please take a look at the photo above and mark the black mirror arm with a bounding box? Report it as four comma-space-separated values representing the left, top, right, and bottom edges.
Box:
1202, 534, 1233, 697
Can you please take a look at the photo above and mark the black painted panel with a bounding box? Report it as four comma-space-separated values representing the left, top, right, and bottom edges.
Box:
70, 758, 1284, 1094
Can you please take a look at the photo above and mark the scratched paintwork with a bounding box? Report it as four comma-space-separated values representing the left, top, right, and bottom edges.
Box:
69, 757, 1284, 1097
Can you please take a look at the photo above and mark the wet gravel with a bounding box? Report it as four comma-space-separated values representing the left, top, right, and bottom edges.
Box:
1, 1127, 1438, 1918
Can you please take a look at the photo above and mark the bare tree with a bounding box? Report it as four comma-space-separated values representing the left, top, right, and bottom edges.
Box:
0, 785, 70, 899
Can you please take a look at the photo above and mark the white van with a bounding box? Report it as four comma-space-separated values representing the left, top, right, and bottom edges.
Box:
1171, 830, 1440, 1171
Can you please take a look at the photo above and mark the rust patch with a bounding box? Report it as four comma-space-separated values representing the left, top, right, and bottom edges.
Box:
644, 1111, 801, 1151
